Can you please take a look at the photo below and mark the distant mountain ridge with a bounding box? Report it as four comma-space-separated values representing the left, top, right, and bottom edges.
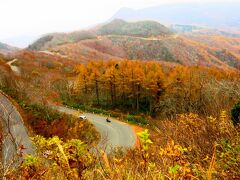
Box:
170, 24, 240, 38
98, 19, 173, 37
28, 19, 173, 51
0, 42, 18, 55
112, 3, 240, 28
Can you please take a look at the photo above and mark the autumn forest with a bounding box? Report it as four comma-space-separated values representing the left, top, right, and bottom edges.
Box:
60, 60, 240, 118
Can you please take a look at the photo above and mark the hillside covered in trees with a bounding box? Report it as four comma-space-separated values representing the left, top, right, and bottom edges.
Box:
98, 19, 173, 37
26, 19, 240, 70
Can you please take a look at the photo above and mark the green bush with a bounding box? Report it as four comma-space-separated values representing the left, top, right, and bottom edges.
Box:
23, 103, 62, 123
216, 138, 240, 177
63, 99, 149, 125
127, 114, 148, 125
63, 100, 111, 116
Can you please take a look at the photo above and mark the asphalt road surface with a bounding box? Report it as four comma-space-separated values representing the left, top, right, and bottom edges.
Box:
55, 106, 136, 153
0, 92, 35, 167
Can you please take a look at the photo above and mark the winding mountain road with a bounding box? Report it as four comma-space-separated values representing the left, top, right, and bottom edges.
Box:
6, 59, 20, 75
103, 34, 179, 41
5, 58, 136, 155
55, 106, 136, 153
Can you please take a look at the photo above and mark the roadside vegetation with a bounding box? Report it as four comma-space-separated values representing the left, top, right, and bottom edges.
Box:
1, 112, 239, 179
0, 58, 100, 146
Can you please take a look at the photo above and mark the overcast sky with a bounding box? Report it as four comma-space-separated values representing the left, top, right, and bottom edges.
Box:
0, 0, 236, 47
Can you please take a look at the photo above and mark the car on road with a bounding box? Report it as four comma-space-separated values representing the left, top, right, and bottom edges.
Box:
79, 115, 87, 120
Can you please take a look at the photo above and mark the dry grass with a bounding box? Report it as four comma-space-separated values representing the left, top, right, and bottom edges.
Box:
87, 112, 240, 180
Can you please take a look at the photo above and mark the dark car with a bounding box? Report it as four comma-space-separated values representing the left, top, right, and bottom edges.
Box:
106, 118, 111, 123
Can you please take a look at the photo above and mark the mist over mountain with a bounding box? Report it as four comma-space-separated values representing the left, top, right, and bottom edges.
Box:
1, 35, 40, 48
0, 42, 18, 55
112, 3, 240, 28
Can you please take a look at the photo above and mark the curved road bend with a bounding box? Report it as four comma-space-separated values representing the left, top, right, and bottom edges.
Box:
0, 92, 35, 167
54, 106, 136, 153
6, 59, 20, 76
5, 59, 135, 154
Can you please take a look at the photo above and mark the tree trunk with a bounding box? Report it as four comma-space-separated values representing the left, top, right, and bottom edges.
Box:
113, 80, 117, 106
110, 82, 114, 106
136, 84, 140, 113
131, 69, 135, 110
95, 80, 100, 105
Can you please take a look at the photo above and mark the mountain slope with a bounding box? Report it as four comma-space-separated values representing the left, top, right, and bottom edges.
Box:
27, 19, 240, 69
51, 40, 122, 62
49, 34, 240, 69
0, 42, 18, 55
28, 31, 97, 51
28, 19, 173, 51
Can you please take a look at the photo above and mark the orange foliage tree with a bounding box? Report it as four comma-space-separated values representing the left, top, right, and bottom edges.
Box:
71, 60, 240, 117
